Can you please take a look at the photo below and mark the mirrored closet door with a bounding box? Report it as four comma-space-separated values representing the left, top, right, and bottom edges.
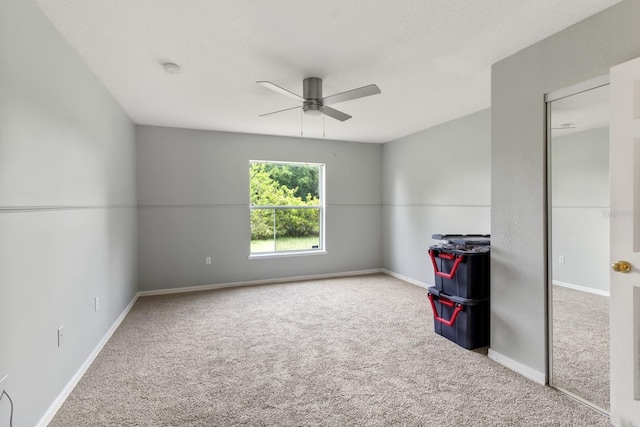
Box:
547, 80, 610, 413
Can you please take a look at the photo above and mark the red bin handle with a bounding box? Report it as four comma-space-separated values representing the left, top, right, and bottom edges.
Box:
428, 249, 464, 279
427, 293, 463, 327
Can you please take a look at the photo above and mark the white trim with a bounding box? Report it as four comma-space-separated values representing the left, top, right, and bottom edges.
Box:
33, 269, 418, 423
382, 203, 491, 208
487, 349, 546, 385
37, 293, 140, 427
545, 74, 609, 102
248, 250, 327, 260
552, 280, 610, 297
251, 159, 322, 167
138, 269, 384, 296
552, 386, 610, 417
0, 204, 136, 213
381, 269, 432, 289
249, 205, 320, 210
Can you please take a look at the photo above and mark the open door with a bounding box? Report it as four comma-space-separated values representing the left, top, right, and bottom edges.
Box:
609, 56, 640, 427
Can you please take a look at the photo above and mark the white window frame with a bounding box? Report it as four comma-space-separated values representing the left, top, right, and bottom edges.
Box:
248, 160, 326, 259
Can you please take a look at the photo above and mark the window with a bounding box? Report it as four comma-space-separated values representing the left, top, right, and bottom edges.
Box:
249, 160, 324, 256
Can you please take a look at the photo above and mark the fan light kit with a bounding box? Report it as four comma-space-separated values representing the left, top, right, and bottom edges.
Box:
258, 77, 380, 122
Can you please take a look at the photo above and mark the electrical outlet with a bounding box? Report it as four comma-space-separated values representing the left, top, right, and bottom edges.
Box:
559, 255, 565, 264
95, 296, 99, 312
205, 256, 212, 265
58, 326, 64, 347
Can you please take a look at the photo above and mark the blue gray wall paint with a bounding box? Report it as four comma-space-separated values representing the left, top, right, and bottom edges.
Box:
382, 109, 491, 284
5, 0, 640, 424
491, 0, 640, 377
0, 1, 137, 425
551, 126, 610, 293
136, 126, 383, 291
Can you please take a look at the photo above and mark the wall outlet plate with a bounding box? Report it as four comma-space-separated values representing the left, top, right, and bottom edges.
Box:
95, 296, 99, 312
58, 326, 64, 347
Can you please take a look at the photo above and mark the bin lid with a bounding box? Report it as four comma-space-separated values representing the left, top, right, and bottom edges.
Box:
430, 244, 490, 255
431, 234, 490, 246
427, 287, 488, 304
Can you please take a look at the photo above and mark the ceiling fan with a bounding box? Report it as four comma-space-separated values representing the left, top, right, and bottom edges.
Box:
257, 77, 381, 122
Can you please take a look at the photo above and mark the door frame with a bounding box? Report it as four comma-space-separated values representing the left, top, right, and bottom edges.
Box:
544, 73, 610, 415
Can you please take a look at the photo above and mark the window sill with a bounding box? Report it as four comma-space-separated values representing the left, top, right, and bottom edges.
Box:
248, 250, 327, 260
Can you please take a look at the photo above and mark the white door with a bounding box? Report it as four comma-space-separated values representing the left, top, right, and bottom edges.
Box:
609, 56, 640, 427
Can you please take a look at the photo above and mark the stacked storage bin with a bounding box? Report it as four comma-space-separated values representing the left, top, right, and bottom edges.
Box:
427, 234, 490, 350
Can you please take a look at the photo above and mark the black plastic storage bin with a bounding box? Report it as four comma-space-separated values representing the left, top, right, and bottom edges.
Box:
427, 287, 489, 350
429, 234, 490, 300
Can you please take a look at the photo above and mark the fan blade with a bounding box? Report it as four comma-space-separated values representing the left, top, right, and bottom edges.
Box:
322, 84, 381, 106
259, 105, 301, 117
321, 106, 352, 121
257, 81, 305, 102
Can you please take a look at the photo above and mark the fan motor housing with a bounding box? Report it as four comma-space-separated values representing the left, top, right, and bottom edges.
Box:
303, 77, 323, 115
303, 77, 322, 100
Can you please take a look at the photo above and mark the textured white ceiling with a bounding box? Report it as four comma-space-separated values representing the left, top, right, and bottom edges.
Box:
35, 0, 621, 143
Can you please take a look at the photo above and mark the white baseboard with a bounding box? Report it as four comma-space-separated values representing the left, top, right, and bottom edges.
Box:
381, 269, 431, 289
487, 349, 546, 385
552, 280, 609, 297
35, 268, 415, 424
37, 293, 140, 427
382, 271, 548, 387
138, 269, 384, 296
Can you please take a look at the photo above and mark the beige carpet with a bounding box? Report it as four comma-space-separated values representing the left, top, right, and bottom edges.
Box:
552, 285, 609, 411
50, 274, 609, 426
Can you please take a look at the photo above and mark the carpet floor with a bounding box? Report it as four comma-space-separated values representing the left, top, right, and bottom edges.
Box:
50, 274, 610, 426
552, 285, 609, 411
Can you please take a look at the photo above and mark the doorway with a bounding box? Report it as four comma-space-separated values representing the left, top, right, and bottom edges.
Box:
546, 77, 610, 414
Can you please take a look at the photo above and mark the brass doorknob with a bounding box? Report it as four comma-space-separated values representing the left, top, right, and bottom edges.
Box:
611, 260, 632, 273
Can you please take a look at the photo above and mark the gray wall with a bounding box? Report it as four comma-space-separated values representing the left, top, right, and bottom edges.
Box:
136, 126, 382, 291
491, 0, 640, 377
0, 1, 137, 425
551, 127, 609, 293
382, 109, 491, 284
